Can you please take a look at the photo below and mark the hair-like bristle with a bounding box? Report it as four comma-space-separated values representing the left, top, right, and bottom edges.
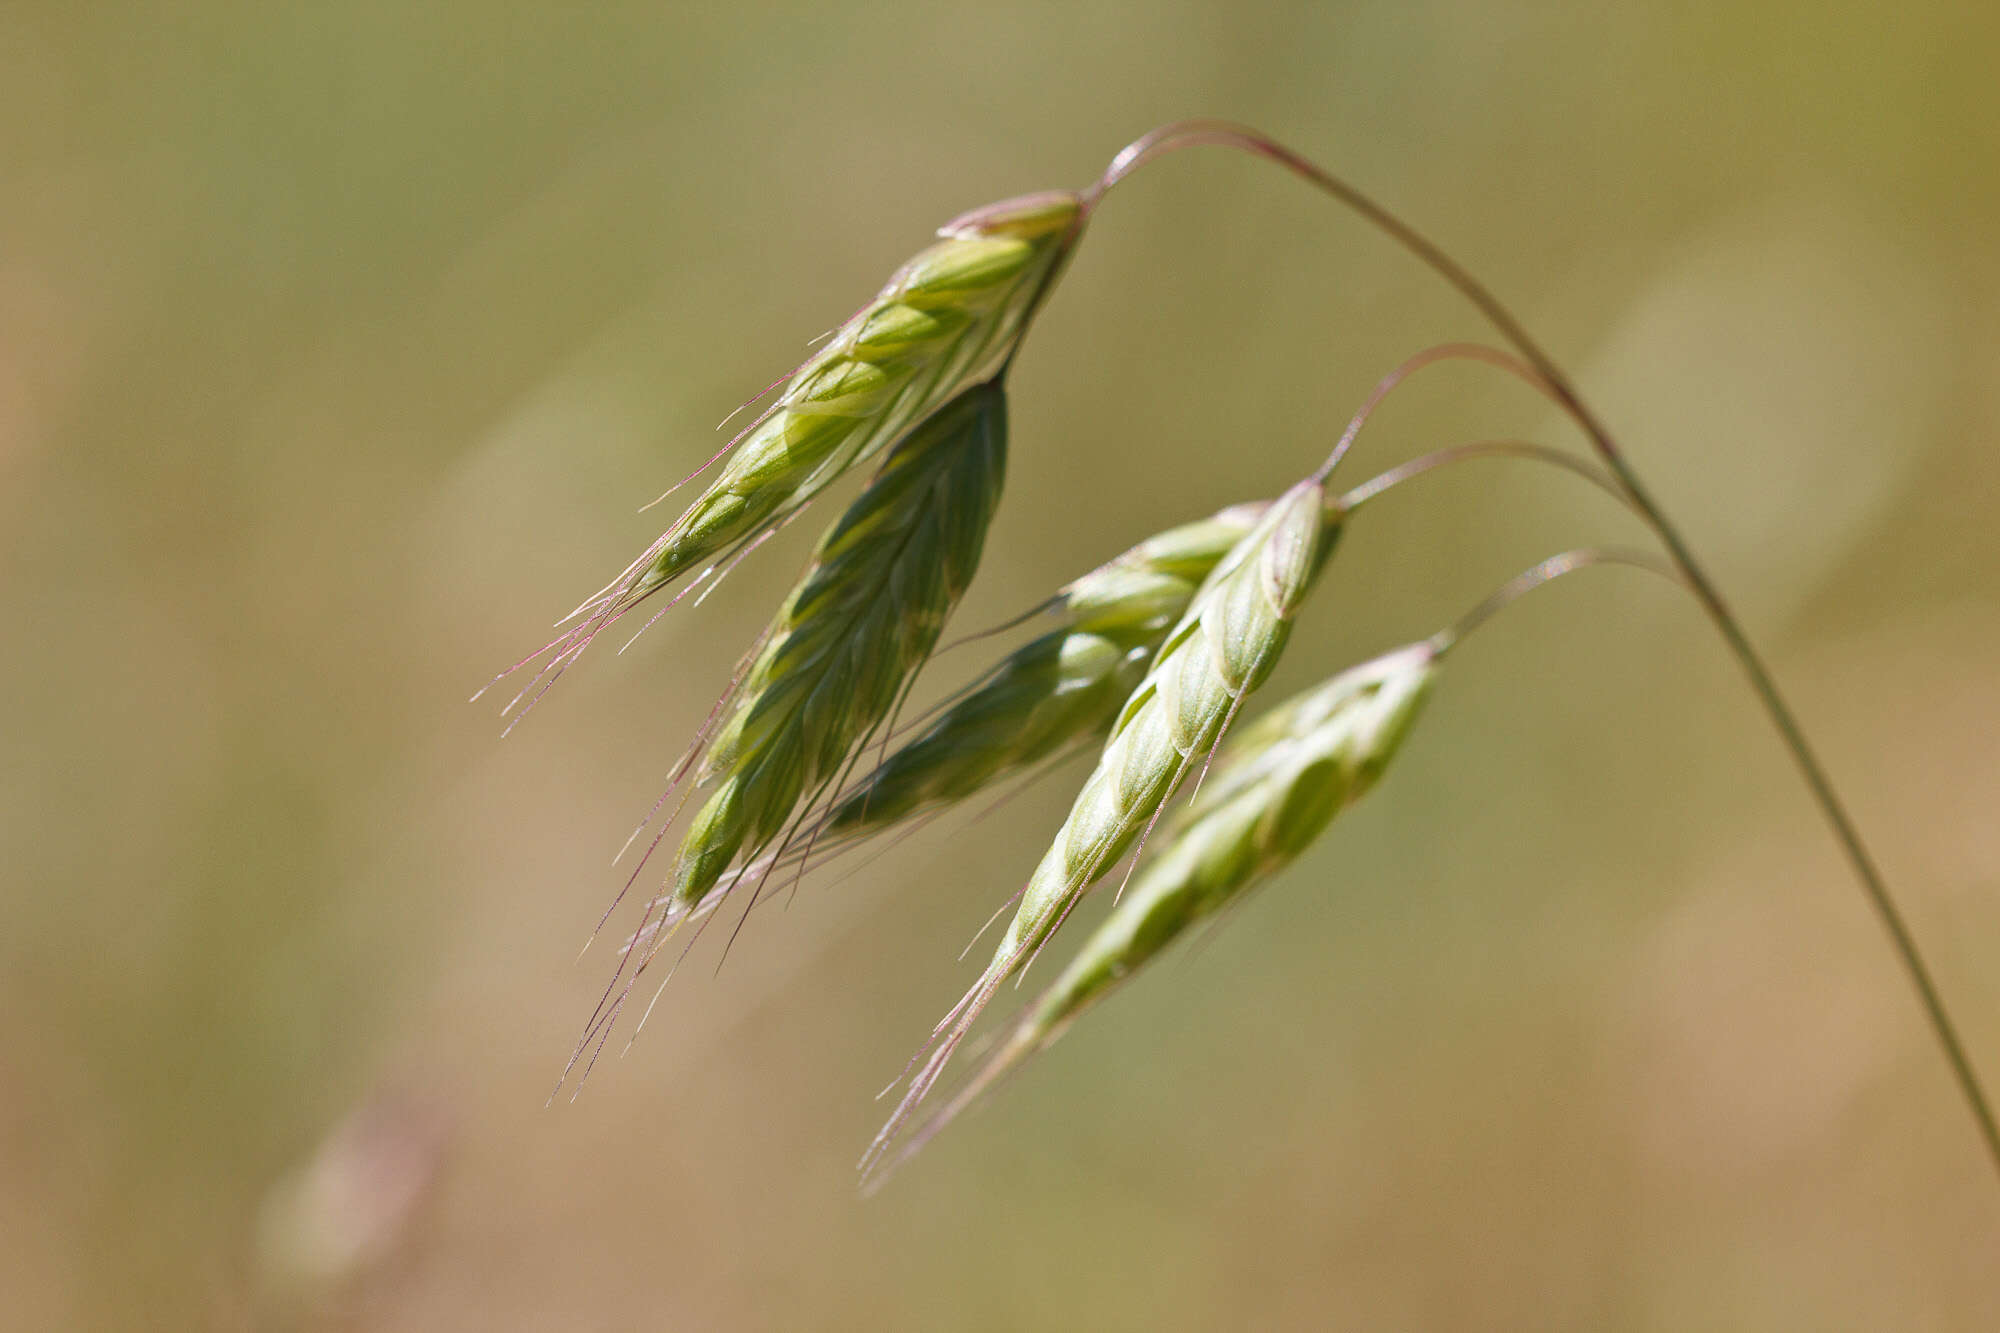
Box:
502, 121, 1973, 1209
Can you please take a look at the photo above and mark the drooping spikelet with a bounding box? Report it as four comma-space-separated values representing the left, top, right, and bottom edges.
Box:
881, 642, 1439, 1169
499, 192, 1083, 713
637, 194, 1077, 595
608, 499, 1284, 971
821, 628, 1149, 838
861, 475, 1341, 1176
816, 500, 1272, 842
659, 379, 1009, 935
1052, 500, 1271, 635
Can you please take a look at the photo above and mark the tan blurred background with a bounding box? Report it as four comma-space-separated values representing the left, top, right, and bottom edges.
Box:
5, 2, 1999, 1328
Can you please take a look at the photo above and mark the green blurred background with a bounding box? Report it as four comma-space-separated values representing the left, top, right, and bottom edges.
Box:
6, 2, 1999, 1328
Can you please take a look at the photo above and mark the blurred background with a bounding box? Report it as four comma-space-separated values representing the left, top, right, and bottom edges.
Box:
5, 2, 1999, 1328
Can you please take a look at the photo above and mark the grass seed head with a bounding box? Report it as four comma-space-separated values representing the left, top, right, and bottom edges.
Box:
823, 628, 1149, 836
633, 192, 1079, 600
1053, 501, 1270, 635
665, 380, 1010, 920
615, 497, 1313, 971
860, 475, 1342, 1177
996, 479, 1335, 963
896, 642, 1440, 1159
495, 191, 1082, 719
818, 499, 1281, 844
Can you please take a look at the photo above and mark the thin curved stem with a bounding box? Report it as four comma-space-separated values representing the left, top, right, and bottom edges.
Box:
1312, 341, 1552, 481
1097, 119, 2000, 1177
1336, 439, 1633, 515
1428, 547, 1687, 656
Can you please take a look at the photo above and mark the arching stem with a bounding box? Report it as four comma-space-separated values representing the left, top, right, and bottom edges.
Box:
1097, 119, 2000, 1177
1427, 547, 1687, 656
1335, 439, 1632, 515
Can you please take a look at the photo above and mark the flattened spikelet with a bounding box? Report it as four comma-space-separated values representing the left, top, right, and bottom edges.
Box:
861, 476, 1342, 1177
490, 192, 1082, 718
563, 383, 1011, 1083
817, 500, 1274, 843
883, 642, 1439, 1167
611, 500, 1291, 954
666, 380, 1009, 925
822, 627, 1149, 837
1052, 500, 1270, 635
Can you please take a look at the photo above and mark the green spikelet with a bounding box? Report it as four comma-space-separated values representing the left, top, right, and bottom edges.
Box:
883, 642, 1438, 1164
861, 475, 1342, 1178
635, 193, 1076, 595
984, 479, 1335, 969
496, 193, 1081, 717
1052, 501, 1271, 635
615, 500, 1296, 968
818, 500, 1273, 842
661, 380, 1009, 925
822, 628, 1149, 837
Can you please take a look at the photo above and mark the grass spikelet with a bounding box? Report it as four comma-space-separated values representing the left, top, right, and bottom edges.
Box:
1052, 500, 1270, 634
816, 499, 1274, 842
605, 500, 1297, 954
561, 382, 1012, 1085
660, 379, 1010, 931
860, 475, 1341, 1177
879, 642, 1439, 1171
771, 436, 1613, 886
488, 190, 1083, 718
822, 628, 1150, 838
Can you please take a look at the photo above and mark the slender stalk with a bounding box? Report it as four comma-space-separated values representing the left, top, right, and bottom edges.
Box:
1098, 119, 2000, 1176
1427, 547, 1687, 655
1334, 439, 1632, 515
